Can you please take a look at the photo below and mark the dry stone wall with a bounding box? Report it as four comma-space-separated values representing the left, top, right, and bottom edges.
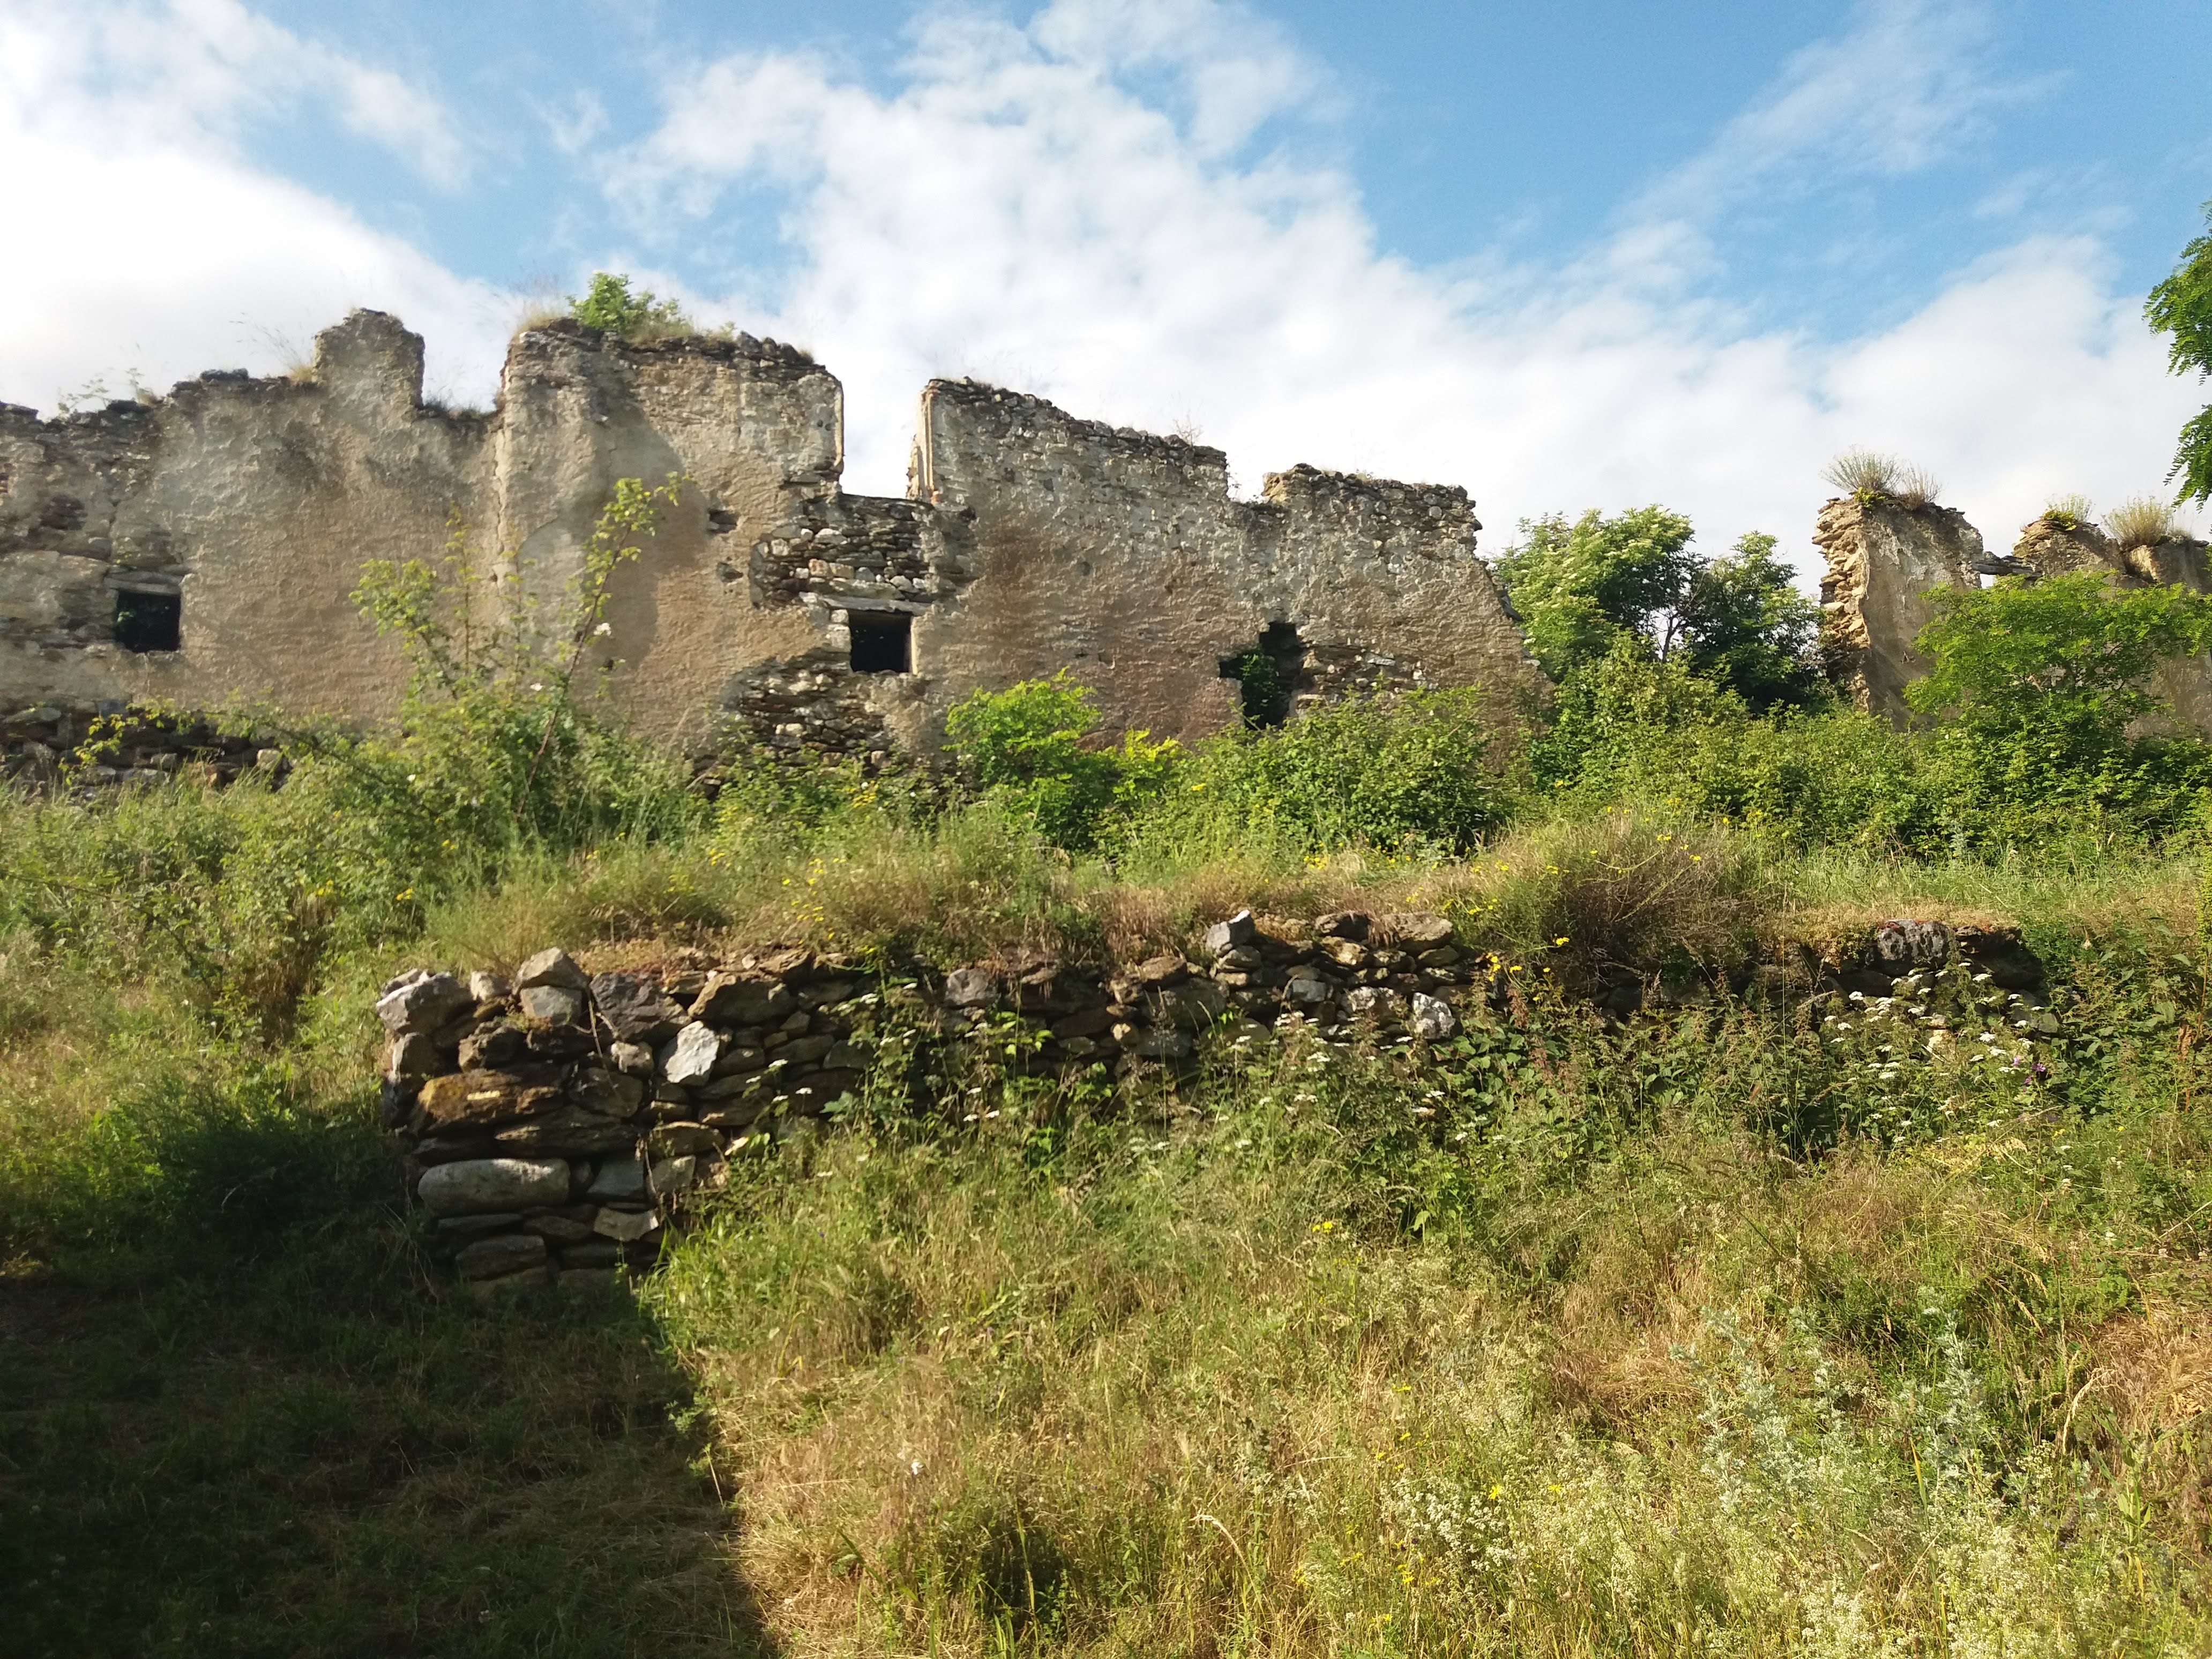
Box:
382, 907, 2057, 1295
2, 311, 1542, 768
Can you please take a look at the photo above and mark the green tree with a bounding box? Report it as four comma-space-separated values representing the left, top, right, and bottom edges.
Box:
1677, 532, 1826, 711
2147, 202, 2212, 504
567, 272, 692, 339
1492, 506, 1697, 679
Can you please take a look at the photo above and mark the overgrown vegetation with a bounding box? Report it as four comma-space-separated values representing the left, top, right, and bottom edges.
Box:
8, 475, 2212, 1652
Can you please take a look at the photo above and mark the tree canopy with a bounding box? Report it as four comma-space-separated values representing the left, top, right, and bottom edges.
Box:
1492, 509, 1822, 709
2146, 201, 2212, 504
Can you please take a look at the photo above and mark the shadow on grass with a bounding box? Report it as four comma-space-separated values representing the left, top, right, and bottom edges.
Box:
0, 1095, 774, 1658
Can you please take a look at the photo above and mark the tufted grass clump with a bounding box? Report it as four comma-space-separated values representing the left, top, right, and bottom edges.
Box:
2106, 494, 2181, 550
1822, 449, 1938, 507
2042, 491, 2095, 531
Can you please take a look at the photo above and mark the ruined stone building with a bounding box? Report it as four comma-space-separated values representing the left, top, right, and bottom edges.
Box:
1818, 491, 2212, 730
0, 311, 1539, 760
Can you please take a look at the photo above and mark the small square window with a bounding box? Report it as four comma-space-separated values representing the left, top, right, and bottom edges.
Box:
114, 588, 181, 653
849, 611, 911, 674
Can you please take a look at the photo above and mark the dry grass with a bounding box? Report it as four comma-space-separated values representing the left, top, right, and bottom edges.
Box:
2106, 495, 2181, 550
1821, 449, 1939, 507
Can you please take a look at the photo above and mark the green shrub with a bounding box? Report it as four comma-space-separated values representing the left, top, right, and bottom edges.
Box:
1908, 572, 2212, 848
1533, 643, 1941, 853
943, 673, 1180, 853
567, 271, 692, 339
1150, 687, 1521, 859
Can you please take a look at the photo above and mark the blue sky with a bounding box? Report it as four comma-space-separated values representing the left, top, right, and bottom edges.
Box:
4, 0, 2209, 573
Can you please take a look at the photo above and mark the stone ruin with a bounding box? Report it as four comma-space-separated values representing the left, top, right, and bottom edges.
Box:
1818, 491, 2212, 729
0, 311, 1540, 768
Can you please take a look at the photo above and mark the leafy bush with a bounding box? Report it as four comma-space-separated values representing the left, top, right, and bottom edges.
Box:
567, 271, 692, 339
1151, 687, 1521, 859
1908, 572, 2212, 847
1534, 643, 1941, 853
943, 673, 1180, 853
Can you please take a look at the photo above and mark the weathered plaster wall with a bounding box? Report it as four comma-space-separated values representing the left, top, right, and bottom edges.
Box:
1, 311, 1541, 761
899, 380, 1537, 749
1815, 496, 1983, 724
0, 312, 485, 723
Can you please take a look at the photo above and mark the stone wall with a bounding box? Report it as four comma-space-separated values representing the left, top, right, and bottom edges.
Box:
379, 910, 2055, 1295
2, 312, 1542, 766
1814, 496, 1985, 724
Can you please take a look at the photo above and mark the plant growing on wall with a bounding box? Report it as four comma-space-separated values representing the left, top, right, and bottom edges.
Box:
347, 474, 692, 854
2146, 201, 2212, 505
1907, 572, 2212, 841
943, 672, 1180, 852
567, 272, 693, 339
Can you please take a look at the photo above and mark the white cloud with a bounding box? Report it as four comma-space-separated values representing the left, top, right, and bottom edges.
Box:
613, 0, 2202, 572
0, 1, 505, 414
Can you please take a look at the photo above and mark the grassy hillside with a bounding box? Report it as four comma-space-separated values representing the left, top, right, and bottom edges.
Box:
7, 517, 2212, 1653
1, 763, 2208, 1654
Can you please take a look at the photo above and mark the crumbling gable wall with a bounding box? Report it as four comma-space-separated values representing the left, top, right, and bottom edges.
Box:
1815, 496, 1984, 724
0, 310, 1543, 761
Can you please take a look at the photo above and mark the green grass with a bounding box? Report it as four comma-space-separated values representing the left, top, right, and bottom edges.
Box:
4, 769, 2212, 1653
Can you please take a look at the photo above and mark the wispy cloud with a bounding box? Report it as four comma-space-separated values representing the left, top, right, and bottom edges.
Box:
0, 0, 474, 187
609, 0, 2197, 563
0, 1, 504, 409
1638, 0, 2039, 223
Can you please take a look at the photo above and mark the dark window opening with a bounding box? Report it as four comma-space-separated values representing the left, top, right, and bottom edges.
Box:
849, 610, 911, 674
114, 588, 181, 653
1219, 621, 1304, 727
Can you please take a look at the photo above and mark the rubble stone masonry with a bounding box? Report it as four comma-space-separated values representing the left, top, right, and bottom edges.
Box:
0, 311, 1541, 761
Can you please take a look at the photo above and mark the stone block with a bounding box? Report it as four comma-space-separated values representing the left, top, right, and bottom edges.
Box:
593, 1206, 660, 1243
944, 966, 996, 1007
414, 1066, 565, 1131
1315, 911, 1370, 941
376, 971, 470, 1037
1409, 992, 1458, 1041
454, 1232, 548, 1281
419, 1157, 570, 1217
1202, 910, 1257, 958
591, 973, 683, 1043
519, 984, 585, 1025
1391, 913, 1454, 948
514, 948, 587, 990
661, 1021, 721, 1084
